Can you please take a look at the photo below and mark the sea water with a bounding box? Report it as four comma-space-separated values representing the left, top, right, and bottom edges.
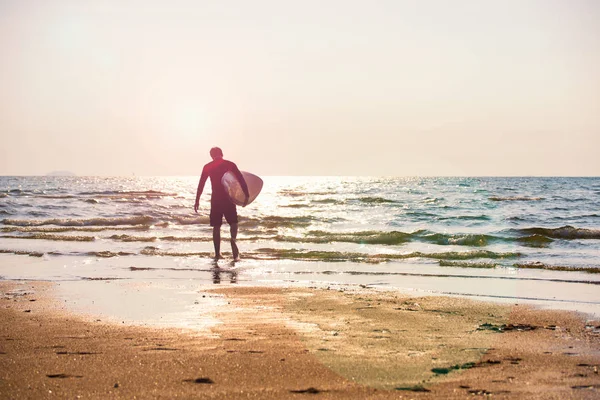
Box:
1, 176, 599, 321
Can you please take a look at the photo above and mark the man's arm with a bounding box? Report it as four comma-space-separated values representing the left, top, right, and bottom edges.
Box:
194, 168, 208, 213
231, 165, 250, 206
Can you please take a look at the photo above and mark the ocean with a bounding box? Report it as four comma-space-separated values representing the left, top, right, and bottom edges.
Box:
1, 176, 599, 321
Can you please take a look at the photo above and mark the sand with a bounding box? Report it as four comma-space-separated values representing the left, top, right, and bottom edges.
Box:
1, 281, 599, 399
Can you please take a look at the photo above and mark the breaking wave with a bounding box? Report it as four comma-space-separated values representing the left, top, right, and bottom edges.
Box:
514, 262, 600, 274
516, 226, 600, 240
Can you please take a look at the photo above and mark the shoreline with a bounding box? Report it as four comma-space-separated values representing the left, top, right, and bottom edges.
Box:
1, 280, 599, 399
2, 252, 599, 320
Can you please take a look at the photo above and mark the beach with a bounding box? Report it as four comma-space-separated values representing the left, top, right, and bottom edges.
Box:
1, 280, 599, 399
1, 176, 600, 398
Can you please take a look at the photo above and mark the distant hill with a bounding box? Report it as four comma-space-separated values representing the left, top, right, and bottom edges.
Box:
46, 171, 76, 176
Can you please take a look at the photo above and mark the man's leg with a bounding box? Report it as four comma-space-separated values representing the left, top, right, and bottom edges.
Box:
212, 225, 222, 260
210, 202, 224, 260
230, 223, 240, 261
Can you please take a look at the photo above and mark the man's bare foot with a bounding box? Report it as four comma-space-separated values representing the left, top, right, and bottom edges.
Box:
213, 254, 223, 261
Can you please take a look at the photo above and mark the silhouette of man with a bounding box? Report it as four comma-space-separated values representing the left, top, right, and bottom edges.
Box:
194, 147, 249, 261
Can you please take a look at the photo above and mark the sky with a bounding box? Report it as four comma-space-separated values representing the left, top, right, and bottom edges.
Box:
0, 0, 598, 176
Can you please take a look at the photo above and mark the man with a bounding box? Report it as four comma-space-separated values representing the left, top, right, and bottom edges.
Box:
194, 147, 249, 261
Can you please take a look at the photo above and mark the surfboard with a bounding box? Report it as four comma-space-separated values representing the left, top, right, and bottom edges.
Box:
221, 171, 263, 207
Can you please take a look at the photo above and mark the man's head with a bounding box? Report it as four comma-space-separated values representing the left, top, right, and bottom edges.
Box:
210, 147, 223, 160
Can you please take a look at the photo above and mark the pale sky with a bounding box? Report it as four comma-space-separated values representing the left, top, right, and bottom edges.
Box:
0, 0, 598, 176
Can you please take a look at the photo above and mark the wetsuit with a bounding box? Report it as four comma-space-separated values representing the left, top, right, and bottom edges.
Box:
197, 159, 249, 227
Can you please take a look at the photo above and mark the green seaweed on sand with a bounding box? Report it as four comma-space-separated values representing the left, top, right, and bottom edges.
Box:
477, 323, 537, 332
431, 362, 476, 375
396, 385, 431, 392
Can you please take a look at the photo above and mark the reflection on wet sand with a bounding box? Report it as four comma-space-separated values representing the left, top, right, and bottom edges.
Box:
211, 262, 238, 284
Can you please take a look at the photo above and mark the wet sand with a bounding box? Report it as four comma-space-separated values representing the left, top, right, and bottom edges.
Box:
1, 281, 599, 399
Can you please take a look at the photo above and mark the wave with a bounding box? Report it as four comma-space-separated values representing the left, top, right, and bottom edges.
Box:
161, 235, 213, 242
0, 249, 44, 257
3, 189, 25, 195
140, 246, 211, 257
109, 234, 157, 242
1, 234, 95, 242
505, 216, 527, 222
515, 234, 553, 247
437, 215, 491, 221
253, 248, 521, 262
135, 248, 519, 262
581, 214, 600, 219
109, 234, 212, 243
78, 190, 177, 198
241, 215, 322, 229
405, 250, 521, 260
1, 222, 587, 249
355, 197, 398, 204
1, 214, 338, 230
276, 230, 412, 245
86, 251, 137, 258
278, 190, 305, 197
416, 232, 497, 247
1, 190, 177, 201
514, 262, 600, 274
439, 261, 496, 268
37, 195, 76, 199
405, 211, 437, 218
1, 226, 150, 233
550, 214, 600, 221
0, 246, 522, 263
2, 216, 156, 227
27, 211, 49, 217
279, 190, 338, 197
422, 197, 442, 204
0, 249, 136, 258
312, 198, 345, 205
170, 215, 210, 225
42, 226, 579, 247
282, 197, 398, 207
489, 196, 544, 201
517, 226, 600, 240
273, 230, 503, 247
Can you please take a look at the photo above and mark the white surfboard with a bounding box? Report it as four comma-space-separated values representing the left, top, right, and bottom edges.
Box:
221, 171, 263, 207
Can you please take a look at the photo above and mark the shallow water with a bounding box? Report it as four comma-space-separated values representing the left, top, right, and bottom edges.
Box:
1, 176, 599, 320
